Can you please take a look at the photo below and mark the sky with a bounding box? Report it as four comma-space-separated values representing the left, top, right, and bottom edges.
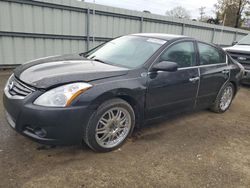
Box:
84, 0, 218, 19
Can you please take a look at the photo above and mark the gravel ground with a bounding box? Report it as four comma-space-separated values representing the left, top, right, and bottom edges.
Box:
1, 71, 250, 188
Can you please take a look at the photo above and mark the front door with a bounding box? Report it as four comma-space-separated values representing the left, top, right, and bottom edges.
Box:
146, 40, 199, 120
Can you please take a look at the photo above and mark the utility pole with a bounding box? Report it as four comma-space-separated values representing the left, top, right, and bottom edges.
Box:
93, 0, 95, 43
199, 6, 206, 21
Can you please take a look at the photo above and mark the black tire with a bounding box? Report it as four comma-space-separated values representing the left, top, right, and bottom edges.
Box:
83, 98, 135, 152
210, 82, 235, 113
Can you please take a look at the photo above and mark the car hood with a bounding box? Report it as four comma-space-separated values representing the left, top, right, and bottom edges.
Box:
224, 45, 250, 54
14, 54, 129, 89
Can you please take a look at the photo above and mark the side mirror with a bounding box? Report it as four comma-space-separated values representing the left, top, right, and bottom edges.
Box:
232, 41, 238, 46
152, 61, 178, 72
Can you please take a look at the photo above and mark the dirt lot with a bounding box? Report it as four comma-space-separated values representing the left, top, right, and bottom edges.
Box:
1, 71, 250, 188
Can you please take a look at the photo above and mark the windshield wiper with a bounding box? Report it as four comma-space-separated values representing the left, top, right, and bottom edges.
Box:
79, 52, 89, 57
91, 58, 107, 64
89, 56, 118, 66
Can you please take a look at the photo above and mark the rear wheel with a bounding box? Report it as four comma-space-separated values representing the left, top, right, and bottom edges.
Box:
210, 82, 234, 113
83, 98, 135, 152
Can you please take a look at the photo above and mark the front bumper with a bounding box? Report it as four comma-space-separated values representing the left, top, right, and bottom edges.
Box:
3, 91, 94, 145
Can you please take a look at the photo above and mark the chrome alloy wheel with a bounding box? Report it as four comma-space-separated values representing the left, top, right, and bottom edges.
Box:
95, 107, 132, 148
220, 85, 233, 111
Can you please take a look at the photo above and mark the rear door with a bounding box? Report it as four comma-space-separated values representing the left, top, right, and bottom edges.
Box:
196, 42, 229, 109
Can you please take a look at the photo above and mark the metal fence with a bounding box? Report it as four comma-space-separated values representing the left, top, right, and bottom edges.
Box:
0, 0, 249, 67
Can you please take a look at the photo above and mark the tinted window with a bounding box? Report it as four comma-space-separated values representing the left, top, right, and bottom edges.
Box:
159, 41, 196, 68
198, 43, 226, 65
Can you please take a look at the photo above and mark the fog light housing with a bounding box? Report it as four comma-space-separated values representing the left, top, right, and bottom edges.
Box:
34, 127, 47, 138
25, 126, 47, 138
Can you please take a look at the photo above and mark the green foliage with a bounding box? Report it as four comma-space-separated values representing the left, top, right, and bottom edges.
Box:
165, 6, 191, 19
215, 0, 250, 28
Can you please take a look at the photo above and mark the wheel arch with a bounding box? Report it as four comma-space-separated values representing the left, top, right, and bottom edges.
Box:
117, 94, 142, 128
89, 88, 145, 127
229, 80, 238, 98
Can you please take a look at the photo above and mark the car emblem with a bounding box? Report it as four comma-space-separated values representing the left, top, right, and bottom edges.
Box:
9, 81, 14, 91
237, 56, 247, 61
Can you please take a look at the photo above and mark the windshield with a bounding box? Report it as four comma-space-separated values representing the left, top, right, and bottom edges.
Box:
237, 34, 250, 45
86, 36, 166, 68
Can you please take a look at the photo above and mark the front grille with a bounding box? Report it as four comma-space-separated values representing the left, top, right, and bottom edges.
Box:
241, 63, 250, 70
7, 77, 35, 98
227, 51, 250, 65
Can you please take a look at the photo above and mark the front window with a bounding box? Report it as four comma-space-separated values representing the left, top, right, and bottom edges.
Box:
158, 41, 196, 68
85, 36, 166, 68
237, 34, 250, 45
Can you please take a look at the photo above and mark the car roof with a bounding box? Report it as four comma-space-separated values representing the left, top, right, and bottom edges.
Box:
131, 33, 223, 50
131, 33, 192, 41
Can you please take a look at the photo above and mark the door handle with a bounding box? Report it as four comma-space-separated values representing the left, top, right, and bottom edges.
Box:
221, 69, 230, 74
189, 77, 200, 82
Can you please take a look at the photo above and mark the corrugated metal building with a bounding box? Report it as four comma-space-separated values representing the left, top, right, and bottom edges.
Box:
0, 0, 249, 67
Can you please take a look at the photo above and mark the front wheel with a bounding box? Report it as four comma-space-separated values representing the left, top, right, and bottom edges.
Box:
210, 82, 235, 113
83, 98, 135, 152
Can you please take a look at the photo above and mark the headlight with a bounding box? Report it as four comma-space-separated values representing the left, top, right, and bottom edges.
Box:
34, 82, 92, 107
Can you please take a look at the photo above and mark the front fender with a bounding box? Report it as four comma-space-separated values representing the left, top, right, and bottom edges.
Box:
73, 76, 147, 126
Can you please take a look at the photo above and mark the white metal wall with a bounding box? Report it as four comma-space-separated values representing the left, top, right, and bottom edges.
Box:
0, 0, 249, 66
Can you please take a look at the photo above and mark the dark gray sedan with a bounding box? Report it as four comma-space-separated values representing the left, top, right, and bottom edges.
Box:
3, 33, 244, 152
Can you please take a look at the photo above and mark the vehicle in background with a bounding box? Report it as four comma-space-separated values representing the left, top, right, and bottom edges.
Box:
3, 33, 244, 152
207, 18, 222, 25
224, 34, 250, 84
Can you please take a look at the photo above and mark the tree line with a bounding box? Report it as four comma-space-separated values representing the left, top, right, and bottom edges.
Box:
165, 0, 250, 29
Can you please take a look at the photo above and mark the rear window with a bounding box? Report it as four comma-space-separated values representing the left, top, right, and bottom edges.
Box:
198, 42, 226, 65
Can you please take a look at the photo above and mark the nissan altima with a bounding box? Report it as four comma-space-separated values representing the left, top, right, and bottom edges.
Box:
3, 33, 244, 152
